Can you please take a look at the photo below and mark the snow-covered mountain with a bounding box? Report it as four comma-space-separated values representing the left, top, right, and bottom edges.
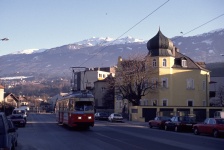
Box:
12, 36, 145, 55
0, 29, 224, 78
12, 48, 47, 55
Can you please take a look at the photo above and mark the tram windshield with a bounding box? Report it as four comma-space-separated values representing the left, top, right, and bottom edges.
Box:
75, 101, 94, 111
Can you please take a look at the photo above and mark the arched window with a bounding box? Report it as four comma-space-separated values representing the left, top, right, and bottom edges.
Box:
162, 59, 167, 67
152, 59, 157, 67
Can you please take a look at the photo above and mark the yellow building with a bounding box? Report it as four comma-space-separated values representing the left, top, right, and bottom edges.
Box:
142, 29, 210, 107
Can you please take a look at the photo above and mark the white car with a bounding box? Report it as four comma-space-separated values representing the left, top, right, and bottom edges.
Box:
108, 113, 123, 122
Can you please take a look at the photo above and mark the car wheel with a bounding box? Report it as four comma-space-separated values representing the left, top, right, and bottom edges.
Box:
194, 128, 200, 135
213, 130, 219, 138
149, 123, 152, 128
174, 126, 179, 132
165, 125, 168, 131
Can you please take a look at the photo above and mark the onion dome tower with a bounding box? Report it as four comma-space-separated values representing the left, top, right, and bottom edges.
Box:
147, 29, 174, 56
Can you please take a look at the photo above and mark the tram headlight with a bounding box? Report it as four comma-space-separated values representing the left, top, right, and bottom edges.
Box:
78, 116, 82, 120
88, 116, 92, 119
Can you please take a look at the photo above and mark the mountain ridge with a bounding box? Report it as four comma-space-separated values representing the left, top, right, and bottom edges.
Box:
0, 28, 224, 78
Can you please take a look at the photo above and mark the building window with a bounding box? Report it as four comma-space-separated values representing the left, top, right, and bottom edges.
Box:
119, 101, 122, 108
152, 100, 157, 106
151, 78, 158, 88
162, 99, 168, 106
162, 59, 167, 67
161, 78, 168, 88
116, 95, 122, 100
152, 59, 157, 67
101, 87, 106, 92
182, 60, 187, 67
187, 78, 194, 89
187, 100, 193, 106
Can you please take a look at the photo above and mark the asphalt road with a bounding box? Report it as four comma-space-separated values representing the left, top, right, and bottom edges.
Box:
15, 113, 224, 150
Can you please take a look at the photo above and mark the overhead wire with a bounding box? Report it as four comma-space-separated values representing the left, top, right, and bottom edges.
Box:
172, 13, 224, 41
78, 0, 170, 67
78, 1, 223, 67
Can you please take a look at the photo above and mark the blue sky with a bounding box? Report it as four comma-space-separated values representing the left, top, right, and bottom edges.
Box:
0, 0, 224, 56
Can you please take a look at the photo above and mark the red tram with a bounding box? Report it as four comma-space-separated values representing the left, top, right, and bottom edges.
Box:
55, 90, 95, 128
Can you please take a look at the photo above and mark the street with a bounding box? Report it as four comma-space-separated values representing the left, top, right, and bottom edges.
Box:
15, 113, 224, 150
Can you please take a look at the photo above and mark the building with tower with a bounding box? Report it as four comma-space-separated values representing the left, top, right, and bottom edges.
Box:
115, 29, 214, 121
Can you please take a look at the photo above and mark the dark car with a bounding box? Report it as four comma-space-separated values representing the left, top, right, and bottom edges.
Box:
95, 112, 110, 120
148, 116, 171, 129
8, 119, 18, 148
164, 116, 197, 132
193, 118, 224, 138
0, 112, 15, 150
9, 115, 26, 127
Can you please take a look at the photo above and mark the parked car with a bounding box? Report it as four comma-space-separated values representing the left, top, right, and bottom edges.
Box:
12, 108, 28, 122
8, 115, 26, 127
193, 118, 224, 138
148, 116, 171, 129
164, 116, 197, 132
108, 113, 123, 122
95, 112, 110, 120
8, 119, 18, 148
0, 112, 15, 150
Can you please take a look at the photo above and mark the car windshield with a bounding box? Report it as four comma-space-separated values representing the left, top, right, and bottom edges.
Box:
75, 101, 93, 111
114, 114, 122, 117
13, 110, 25, 114
100, 113, 109, 116
179, 116, 196, 122
216, 119, 224, 124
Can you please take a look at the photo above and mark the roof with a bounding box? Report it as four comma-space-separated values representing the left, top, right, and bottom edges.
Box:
0, 85, 4, 89
4, 93, 19, 102
147, 29, 174, 56
172, 51, 210, 72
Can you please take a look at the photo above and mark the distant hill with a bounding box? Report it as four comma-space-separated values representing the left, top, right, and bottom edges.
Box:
0, 29, 224, 78
206, 62, 224, 77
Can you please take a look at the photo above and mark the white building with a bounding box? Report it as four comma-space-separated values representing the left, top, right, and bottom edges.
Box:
0, 85, 4, 104
73, 67, 115, 91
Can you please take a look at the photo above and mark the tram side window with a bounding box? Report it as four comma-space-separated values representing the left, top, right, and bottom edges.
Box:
75, 101, 93, 111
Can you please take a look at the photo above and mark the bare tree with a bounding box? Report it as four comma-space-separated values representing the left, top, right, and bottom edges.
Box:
217, 85, 224, 106
210, 85, 224, 106
115, 54, 158, 106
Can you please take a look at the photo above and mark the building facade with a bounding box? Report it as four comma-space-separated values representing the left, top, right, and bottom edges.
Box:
73, 67, 115, 91
115, 29, 210, 118
143, 29, 210, 107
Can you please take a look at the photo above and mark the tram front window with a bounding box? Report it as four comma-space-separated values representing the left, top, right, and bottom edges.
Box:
75, 101, 93, 111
